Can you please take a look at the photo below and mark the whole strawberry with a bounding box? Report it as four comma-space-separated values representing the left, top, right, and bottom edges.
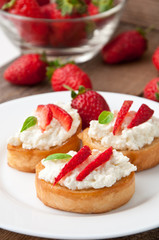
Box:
37, 0, 50, 6
4, 54, 47, 85
2, 0, 48, 45
71, 87, 110, 129
0, 0, 6, 8
144, 78, 159, 102
42, 2, 86, 47
152, 47, 159, 70
87, 0, 113, 15
87, 2, 99, 15
49, 62, 92, 91
102, 29, 147, 64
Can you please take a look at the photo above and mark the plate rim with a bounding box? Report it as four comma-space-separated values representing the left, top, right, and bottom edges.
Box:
0, 91, 159, 239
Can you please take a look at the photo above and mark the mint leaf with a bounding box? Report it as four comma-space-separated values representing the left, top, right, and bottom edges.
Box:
44, 153, 72, 161
98, 111, 114, 124
20, 116, 37, 132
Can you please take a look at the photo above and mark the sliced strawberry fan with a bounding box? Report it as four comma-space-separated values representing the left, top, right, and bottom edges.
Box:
36, 105, 53, 132
48, 104, 73, 131
127, 104, 154, 128
76, 146, 113, 181
113, 100, 133, 135
53, 145, 91, 186
36, 104, 73, 132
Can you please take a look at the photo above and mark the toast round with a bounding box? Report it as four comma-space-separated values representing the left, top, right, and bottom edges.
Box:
79, 128, 159, 172
7, 122, 82, 173
35, 162, 135, 214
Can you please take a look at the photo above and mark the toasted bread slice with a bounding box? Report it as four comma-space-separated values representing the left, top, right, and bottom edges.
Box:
79, 128, 159, 171
7, 122, 82, 173
35, 161, 135, 214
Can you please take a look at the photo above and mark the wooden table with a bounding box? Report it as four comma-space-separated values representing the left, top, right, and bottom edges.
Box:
0, 22, 159, 239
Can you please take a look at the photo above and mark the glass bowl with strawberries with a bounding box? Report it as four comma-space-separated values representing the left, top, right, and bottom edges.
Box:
0, 0, 126, 63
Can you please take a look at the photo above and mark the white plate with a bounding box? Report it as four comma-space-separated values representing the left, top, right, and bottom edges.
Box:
0, 91, 159, 239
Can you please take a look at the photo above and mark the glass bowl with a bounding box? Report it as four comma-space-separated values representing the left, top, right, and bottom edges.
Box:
0, 0, 126, 63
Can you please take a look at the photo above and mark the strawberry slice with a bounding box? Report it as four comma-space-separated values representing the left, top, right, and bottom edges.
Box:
36, 105, 53, 132
53, 145, 91, 186
76, 147, 113, 181
127, 104, 154, 128
48, 104, 73, 131
113, 100, 133, 135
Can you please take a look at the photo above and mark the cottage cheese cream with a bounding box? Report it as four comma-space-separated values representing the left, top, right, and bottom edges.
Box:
88, 112, 159, 151
8, 103, 80, 150
39, 149, 137, 190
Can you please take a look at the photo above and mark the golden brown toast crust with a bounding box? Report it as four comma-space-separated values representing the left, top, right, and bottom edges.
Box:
79, 128, 159, 172
7, 122, 82, 173
35, 162, 135, 214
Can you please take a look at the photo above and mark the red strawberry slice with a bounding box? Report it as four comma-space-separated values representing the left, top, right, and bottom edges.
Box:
113, 100, 133, 135
76, 147, 113, 181
36, 105, 53, 132
127, 104, 154, 128
53, 145, 91, 186
47, 104, 73, 131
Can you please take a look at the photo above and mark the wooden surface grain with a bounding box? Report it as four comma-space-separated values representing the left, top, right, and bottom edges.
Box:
122, 0, 159, 30
0, 22, 159, 240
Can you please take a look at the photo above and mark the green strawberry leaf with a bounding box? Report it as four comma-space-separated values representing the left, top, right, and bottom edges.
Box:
63, 85, 86, 99
155, 92, 159, 101
78, 85, 86, 94
56, 0, 87, 16
2, 0, 16, 10
46, 60, 75, 81
92, 0, 114, 13
46, 66, 55, 81
157, 81, 159, 90
63, 84, 77, 98
20, 116, 37, 132
136, 28, 146, 38
71, 91, 77, 98
46, 60, 63, 80
44, 153, 72, 161
98, 111, 114, 124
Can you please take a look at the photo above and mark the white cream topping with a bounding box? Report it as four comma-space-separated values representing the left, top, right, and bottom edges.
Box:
8, 103, 80, 150
88, 111, 159, 151
39, 149, 136, 190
